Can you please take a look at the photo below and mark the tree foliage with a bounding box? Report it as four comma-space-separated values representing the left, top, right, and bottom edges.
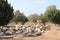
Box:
12, 10, 28, 24
0, 0, 14, 26
45, 5, 60, 24
38, 14, 48, 25
27, 14, 39, 23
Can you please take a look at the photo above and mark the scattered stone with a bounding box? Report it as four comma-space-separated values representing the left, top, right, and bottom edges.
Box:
0, 23, 50, 37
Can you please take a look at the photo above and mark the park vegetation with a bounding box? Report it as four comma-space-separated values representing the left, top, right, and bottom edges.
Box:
0, 0, 60, 26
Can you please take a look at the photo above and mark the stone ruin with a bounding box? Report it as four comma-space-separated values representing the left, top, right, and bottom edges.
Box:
0, 22, 50, 38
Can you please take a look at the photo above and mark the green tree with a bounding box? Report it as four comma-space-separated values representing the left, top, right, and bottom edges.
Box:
45, 5, 56, 20
0, 0, 14, 26
12, 10, 28, 24
38, 14, 48, 25
45, 5, 60, 24
28, 14, 39, 23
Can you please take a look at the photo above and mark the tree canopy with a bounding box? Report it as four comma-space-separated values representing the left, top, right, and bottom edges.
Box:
12, 10, 28, 24
45, 5, 60, 24
38, 13, 48, 25
0, 0, 14, 26
27, 14, 39, 23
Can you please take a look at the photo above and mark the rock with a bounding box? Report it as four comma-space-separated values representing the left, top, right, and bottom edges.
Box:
0, 32, 4, 36
34, 28, 42, 36
5, 30, 13, 35
0, 22, 47, 37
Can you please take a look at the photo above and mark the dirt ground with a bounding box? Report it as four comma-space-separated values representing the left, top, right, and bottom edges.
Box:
0, 23, 60, 40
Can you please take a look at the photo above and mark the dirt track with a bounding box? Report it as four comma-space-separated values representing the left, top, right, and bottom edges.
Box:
0, 24, 60, 40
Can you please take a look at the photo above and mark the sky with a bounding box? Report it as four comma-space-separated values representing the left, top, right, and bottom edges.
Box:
8, 0, 60, 16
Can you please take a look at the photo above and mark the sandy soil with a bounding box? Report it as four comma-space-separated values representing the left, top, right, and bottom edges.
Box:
0, 23, 60, 40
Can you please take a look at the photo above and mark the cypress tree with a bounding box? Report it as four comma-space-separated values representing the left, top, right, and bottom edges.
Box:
0, 0, 14, 26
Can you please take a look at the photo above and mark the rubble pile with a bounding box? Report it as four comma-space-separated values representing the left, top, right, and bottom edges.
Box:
20, 23, 47, 36
0, 23, 50, 37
